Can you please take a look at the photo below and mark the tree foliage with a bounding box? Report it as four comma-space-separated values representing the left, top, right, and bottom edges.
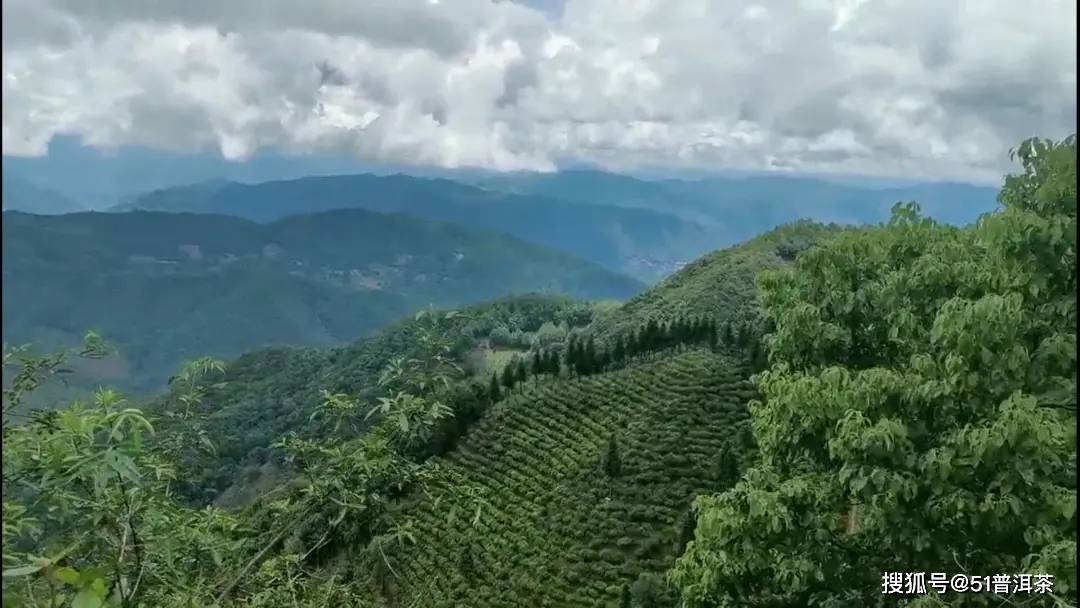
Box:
672, 136, 1077, 607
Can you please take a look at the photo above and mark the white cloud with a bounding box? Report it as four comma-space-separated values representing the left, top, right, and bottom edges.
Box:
2, 0, 1075, 181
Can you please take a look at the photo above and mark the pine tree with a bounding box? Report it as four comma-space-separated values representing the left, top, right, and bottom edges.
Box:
583, 336, 597, 375
544, 349, 558, 375
564, 336, 577, 375
458, 544, 476, 579
531, 350, 542, 377
674, 507, 697, 555
722, 321, 735, 346
603, 436, 622, 478
613, 335, 626, 363
516, 357, 527, 388
619, 584, 632, 608
714, 445, 738, 487
707, 320, 718, 350
489, 372, 501, 403
645, 319, 660, 350
501, 360, 516, 390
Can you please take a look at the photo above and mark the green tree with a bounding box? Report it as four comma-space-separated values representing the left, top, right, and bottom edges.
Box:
672, 136, 1077, 607
2, 336, 243, 608
630, 572, 671, 608
583, 337, 598, 375
603, 436, 623, 478
720, 322, 734, 347
613, 336, 626, 363
531, 350, 542, 378
457, 543, 477, 580
489, 372, 502, 403
516, 357, 528, 388
501, 360, 516, 391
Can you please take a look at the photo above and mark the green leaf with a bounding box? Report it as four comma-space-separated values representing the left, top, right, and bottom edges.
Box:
72, 588, 103, 608
2, 563, 44, 578
53, 566, 80, 585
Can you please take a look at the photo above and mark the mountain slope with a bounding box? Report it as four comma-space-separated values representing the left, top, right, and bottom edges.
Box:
383, 350, 754, 607
589, 220, 845, 340
114, 174, 714, 281
2, 210, 642, 396
470, 170, 998, 238
1, 175, 86, 214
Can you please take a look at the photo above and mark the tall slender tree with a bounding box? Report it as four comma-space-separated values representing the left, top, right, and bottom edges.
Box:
612, 335, 626, 363
489, 372, 501, 403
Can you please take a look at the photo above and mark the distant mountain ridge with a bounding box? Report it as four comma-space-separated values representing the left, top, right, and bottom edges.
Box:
115, 170, 998, 284
468, 169, 1000, 235
114, 174, 714, 282
1, 175, 86, 214
2, 209, 642, 397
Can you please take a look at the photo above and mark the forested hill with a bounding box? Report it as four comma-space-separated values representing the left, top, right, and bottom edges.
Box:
2, 209, 641, 397
113, 174, 714, 281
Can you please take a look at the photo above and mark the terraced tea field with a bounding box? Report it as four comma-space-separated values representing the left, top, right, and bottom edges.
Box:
381, 349, 756, 607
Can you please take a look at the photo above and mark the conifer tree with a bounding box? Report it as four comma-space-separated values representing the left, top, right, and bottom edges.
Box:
564, 336, 577, 375
516, 357, 527, 387
707, 320, 718, 350
458, 544, 476, 579
612, 335, 626, 363
583, 336, 597, 375
501, 360, 516, 390
603, 436, 622, 478
721, 321, 735, 346
531, 350, 542, 377
489, 372, 501, 403
544, 349, 558, 375
674, 507, 697, 555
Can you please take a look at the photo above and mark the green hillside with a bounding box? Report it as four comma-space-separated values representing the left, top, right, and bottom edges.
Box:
154, 295, 609, 504
2, 210, 642, 398
383, 349, 754, 607
591, 221, 843, 339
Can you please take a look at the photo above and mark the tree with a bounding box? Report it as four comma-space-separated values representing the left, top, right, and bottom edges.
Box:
583, 337, 598, 375
515, 357, 527, 388
674, 507, 697, 556
2, 336, 241, 607
603, 436, 622, 478
565, 336, 578, 375
501, 360, 516, 390
630, 572, 671, 608
672, 135, 1078, 607
531, 350, 542, 379
613, 336, 626, 363
543, 349, 558, 376
721, 321, 735, 346
489, 372, 502, 403
457, 543, 477, 580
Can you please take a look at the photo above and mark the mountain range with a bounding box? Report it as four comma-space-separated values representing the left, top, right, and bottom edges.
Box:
2, 209, 641, 398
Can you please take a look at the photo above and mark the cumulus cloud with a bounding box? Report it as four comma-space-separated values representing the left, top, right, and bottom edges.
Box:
2, 0, 1075, 181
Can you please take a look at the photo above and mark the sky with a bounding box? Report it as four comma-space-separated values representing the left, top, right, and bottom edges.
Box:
2, 0, 1076, 184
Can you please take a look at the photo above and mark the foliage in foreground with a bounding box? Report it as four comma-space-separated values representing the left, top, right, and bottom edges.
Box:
672, 136, 1077, 606
1, 312, 480, 607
